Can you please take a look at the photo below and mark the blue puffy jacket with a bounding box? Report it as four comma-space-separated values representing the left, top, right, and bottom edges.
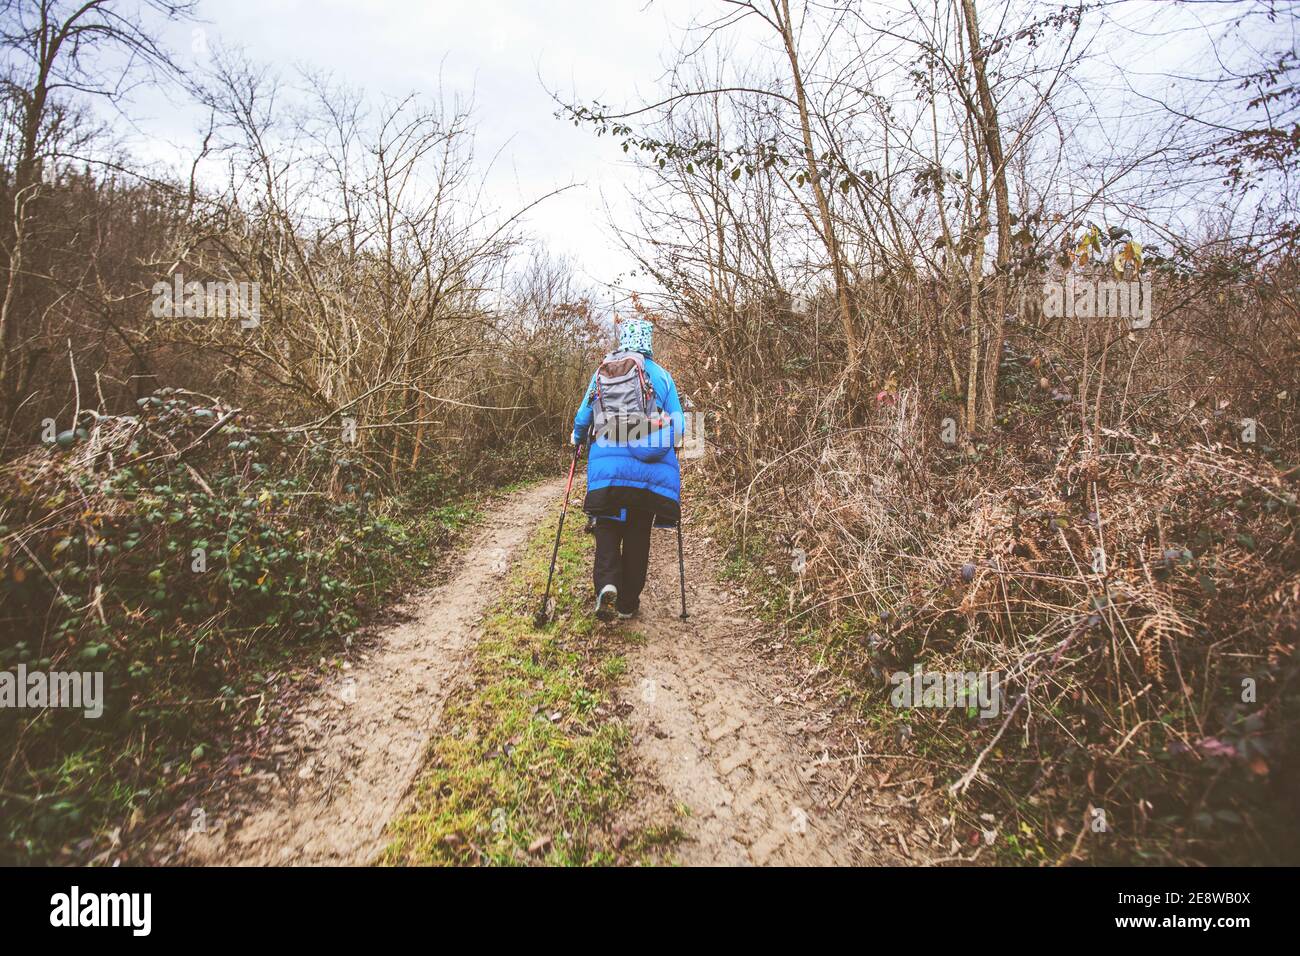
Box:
572, 357, 683, 523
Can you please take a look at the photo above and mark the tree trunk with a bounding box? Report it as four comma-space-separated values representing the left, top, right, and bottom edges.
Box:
960, 0, 1013, 432
773, 0, 860, 394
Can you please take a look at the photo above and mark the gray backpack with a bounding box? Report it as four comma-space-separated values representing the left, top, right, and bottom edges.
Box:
592, 350, 656, 441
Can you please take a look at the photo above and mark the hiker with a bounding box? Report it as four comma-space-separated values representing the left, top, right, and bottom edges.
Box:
571, 318, 683, 621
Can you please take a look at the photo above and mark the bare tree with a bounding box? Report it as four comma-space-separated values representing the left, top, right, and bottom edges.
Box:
0, 0, 195, 421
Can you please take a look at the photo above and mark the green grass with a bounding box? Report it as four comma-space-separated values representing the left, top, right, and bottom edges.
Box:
381, 496, 672, 866
0, 467, 518, 864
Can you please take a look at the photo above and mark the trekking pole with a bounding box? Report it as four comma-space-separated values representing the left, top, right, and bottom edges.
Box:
534, 441, 582, 628
676, 512, 688, 620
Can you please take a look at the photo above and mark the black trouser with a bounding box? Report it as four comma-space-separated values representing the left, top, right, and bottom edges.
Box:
591, 507, 654, 613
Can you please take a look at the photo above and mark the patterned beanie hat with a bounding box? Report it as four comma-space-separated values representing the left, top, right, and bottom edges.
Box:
619, 318, 654, 357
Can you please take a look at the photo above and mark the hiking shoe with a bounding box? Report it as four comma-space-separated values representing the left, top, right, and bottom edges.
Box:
617, 608, 637, 620
595, 584, 618, 621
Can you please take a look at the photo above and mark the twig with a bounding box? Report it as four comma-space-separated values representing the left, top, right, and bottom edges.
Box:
949, 619, 1087, 797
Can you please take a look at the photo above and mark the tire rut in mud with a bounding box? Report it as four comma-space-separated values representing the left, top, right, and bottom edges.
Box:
618, 528, 911, 866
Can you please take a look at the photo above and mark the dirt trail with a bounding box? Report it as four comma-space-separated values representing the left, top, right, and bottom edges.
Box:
621, 528, 936, 866
177, 479, 564, 866
174, 478, 940, 866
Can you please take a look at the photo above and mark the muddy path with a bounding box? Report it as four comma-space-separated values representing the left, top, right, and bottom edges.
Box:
620, 526, 945, 866
171, 478, 947, 866
176, 479, 564, 866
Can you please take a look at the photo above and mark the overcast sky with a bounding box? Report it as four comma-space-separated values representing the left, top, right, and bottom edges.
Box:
106, 0, 742, 296
86, 0, 1296, 300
